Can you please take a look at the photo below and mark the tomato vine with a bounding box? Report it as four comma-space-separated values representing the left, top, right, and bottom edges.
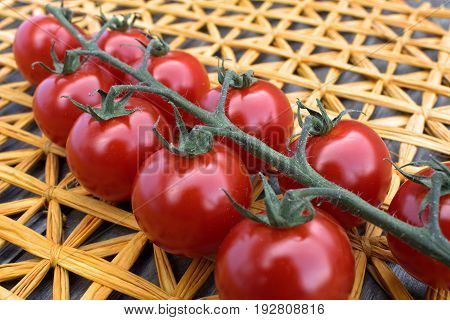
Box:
45, 4, 450, 266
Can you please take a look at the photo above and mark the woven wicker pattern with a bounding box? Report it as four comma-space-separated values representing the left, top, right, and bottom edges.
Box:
0, 0, 449, 300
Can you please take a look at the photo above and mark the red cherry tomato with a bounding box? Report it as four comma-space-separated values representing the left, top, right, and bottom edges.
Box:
32, 62, 116, 147
13, 15, 84, 85
387, 163, 450, 289
132, 143, 252, 257
66, 97, 170, 201
278, 120, 392, 229
124, 51, 210, 128
215, 211, 355, 299
96, 28, 148, 81
200, 80, 294, 174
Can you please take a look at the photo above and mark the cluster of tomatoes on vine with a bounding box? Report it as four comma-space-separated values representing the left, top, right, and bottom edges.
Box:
12, 8, 449, 299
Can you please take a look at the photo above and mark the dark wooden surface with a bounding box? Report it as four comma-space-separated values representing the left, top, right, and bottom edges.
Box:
0, 0, 449, 300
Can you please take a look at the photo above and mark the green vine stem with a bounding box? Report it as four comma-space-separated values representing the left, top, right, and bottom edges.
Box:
46, 4, 450, 266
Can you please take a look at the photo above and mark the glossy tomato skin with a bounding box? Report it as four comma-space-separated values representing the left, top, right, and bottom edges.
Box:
96, 29, 148, 81
215, 211, 355, 300
199, 80, 294, 174
13, 15, 84, 85
66, 97, 170, 201
132, 143, 252, 257
33, 62, 117, 147
124, 51, 210, 128
387, 163, 450, 289
278, 120, 392, 229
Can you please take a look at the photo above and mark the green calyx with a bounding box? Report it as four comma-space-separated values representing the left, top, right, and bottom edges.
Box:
136, 34, 170, 57
224, 173, 316, 228
153, 103, 213, 157
391, 158, 450, 226
217, 59, 257, 89
98, 8, 139, 32
64, 89, 138, 121
141, 34, 170, 57
297, 99, 359, 136
32, 44, 85, 75
391, 158, 449, 189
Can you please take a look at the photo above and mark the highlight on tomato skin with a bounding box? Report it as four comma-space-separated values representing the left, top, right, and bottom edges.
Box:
131, 142, 253, 258
32, 61, 117, 147
13, 15, 85, 85
66, 97, 172, 202
214, 211, 356, 300
199, 80, 294, 174
278, 119, 392, 229
387, 163, 450, 289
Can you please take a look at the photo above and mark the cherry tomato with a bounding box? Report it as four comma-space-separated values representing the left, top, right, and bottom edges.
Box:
66, 97, 170, 201
132, 143, 252, 257
278, 120, 392, 229
215, 211, 355, 299
32, 62, 116, 147
200, 80, 294, 174
387, 163, 450, 289
96, 28, 148, 81
13, 15, 84, 85
124, 51, 210, 128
